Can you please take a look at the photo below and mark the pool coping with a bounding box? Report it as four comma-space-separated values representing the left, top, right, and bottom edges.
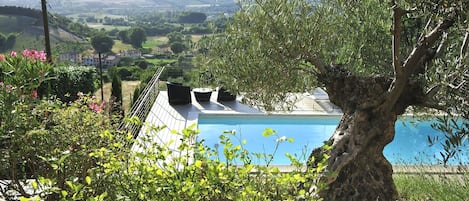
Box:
136, 91, 467, 173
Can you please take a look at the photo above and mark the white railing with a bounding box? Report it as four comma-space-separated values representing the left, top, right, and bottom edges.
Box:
119, 66, 165, 138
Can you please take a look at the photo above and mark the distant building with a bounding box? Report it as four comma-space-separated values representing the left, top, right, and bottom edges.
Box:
82, 55, 98, 66
156, 44, 172, 55
102, 55, 120, 68
118, 49, 141, 60
58, 52, 82, 64
81, 54, 120, 68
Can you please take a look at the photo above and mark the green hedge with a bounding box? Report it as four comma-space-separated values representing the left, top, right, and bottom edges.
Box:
40, 65, 97, 102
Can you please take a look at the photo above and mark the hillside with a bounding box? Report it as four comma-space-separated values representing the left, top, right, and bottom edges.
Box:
0, 0, 238, 16
0, 8, 88, 53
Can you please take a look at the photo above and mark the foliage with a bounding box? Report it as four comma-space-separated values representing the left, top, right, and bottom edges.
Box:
177, 12, 207, 24
183, 25, 213, 35
117, 30, 130, 44
1, 54, 327, 200
40, 65, 97, 103
114, 66, 143, 81
204, 0, 468, 199
166, 31, 184, 44
0, 50, 50, 88
0, 49, 52, 183
430, 115, 469, 166
0, 33, 17, 52
143, 24, 184, 36
394, 172, 469, 201
130, 85, 141, 108
128, 27, 147, 49
109, 68, 124, 120
160, 67, 183, 81
91, 33, 114, 53
0, 94, 118, 200
15, 122, 326, 200
170, 41, 187, 54
205, 0, 468, 110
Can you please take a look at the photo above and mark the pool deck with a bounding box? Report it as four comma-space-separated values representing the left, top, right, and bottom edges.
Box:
133, 90, 342, 159
133, 90, 466, 173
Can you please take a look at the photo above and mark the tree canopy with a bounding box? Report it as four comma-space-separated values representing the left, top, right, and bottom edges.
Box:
91, 33, 114, 53
129, 27, 147, 49
208, 0, 468, 114
205, 0, 468, 200
177, 12, 207, 24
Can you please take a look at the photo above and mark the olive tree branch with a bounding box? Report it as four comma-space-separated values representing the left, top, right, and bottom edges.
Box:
391, 2, 405, 77
377, 15, 456, 113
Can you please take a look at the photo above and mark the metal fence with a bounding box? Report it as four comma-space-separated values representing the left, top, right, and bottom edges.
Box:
119, 66, 165, 138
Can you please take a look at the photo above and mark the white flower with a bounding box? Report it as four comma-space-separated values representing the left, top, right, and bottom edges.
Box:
276, 136, 287, 143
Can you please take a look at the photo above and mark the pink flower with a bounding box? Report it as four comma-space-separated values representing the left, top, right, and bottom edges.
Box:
0, 82, 4, 87
89, 102, 105, 113
5, 84, 13, 93
30, 50, 38, 59
22, 49, 30, 57
10, 51, 17, 57
38, 51, 47, 61
31, 90, 38, 99
0, 54, 4, 61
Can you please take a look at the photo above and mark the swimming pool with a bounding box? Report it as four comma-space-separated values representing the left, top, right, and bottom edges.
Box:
197, 114, 468, 165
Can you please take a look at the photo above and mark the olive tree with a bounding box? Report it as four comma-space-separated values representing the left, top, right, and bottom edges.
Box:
206, 0, 468, 200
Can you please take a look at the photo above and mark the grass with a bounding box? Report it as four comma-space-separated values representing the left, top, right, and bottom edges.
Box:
112, 40, 134, 53
394, 165, 469, 201
146, 58, 177, 66
395, 174, 469, 200
87, 23, 130, 31
143, 36, 168, 50
94, 80, 140, 112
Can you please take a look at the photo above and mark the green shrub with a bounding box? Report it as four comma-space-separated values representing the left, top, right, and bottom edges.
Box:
109, 68, 124, 122
21, 122, 326, 201
40, 65, 97, 102
115, 66, 143, 81
1, 95, 121, 200
2, 50, 324, 201
3, 100, 327, 200
160, 67, 183, 81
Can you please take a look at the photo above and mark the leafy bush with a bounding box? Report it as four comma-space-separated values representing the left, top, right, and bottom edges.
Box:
114, 66, 143, 81
13, 121, 326, 200
2, 49, 326, 201
40, 65, 97, 102
0, 95, 120, 200
159, 67, 183, 81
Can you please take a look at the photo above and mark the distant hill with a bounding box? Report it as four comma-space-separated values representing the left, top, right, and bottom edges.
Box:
0, 0, 238, 16
0, 6, 91, 53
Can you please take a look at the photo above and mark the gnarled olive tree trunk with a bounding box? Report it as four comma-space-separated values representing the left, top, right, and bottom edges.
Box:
310, 67, 424, 201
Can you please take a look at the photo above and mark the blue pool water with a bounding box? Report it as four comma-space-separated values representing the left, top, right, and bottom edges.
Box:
197, 114, 468, 165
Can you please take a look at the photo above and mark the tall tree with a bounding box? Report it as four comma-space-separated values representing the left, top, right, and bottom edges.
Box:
207, 0, 468, 200
118, 30, 130, 43
109, 68, 124, 122
91, 33, 114, 101
170, 41, 186, 54
129, 27, 147, 49
166, 31, 184, 44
